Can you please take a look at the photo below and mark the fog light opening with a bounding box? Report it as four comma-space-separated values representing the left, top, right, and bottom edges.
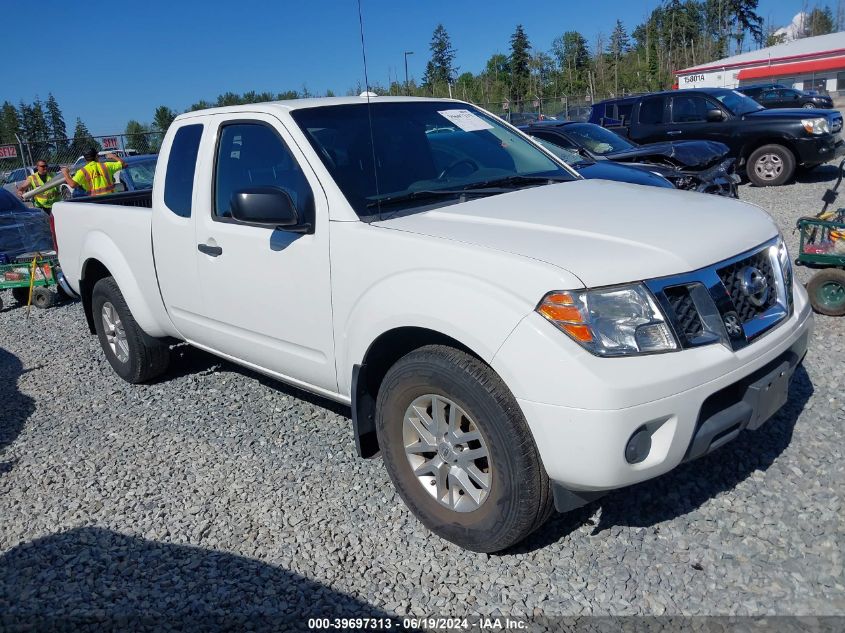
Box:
625, 426, 652, 464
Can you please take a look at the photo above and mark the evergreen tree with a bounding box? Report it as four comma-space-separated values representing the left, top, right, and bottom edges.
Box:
29, 98, 51, 161
608, 20, 630, 95
551, 31, 589, 95
422, 24, 457, 94
804, 6, 835, 38
509, 25, 532, 106
153, 106, 176, 133
46, 93, 68, 157
70, 118, 97, 157
0, 102, 21, 145
125, 120, 152, 153
728, 0, 763, 53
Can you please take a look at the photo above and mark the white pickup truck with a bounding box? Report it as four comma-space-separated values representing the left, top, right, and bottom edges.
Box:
54, 96, 813, 552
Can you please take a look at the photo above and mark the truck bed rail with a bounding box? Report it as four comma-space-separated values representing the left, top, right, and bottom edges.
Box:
66, 190, 152, 208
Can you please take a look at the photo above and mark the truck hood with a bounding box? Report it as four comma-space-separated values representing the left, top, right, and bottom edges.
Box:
373, 179, 778, 288
744, 107, 841, 121
605, 140, 730, 169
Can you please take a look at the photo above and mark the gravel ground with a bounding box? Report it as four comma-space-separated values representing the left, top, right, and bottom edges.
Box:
0, 172, 843, 627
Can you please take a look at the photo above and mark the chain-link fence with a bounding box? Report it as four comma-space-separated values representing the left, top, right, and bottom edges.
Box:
0, 132, 162, 181
474, 92, 643, 124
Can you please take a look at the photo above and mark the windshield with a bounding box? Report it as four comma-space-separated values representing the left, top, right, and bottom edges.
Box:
291, 101, 574, 218
714, 90, 764, 115
122, 160, 156, 189
561, 123, 636, 155
531, 137, 588, 165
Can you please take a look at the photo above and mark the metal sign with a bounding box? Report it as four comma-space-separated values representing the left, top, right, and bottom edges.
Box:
0, 145, 18, 159
101, 137, 119, 150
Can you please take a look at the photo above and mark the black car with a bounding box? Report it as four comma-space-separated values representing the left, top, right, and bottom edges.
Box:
524, 121, 738, 197
526, 135, 676, 189
590, 88, 844, 186
738, 83, 834, 110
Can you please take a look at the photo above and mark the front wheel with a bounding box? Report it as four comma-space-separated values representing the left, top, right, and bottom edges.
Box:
747, 144, 795, 187
807, 268, 845, 316
92, 277, 170, 383
802, 102, 816, 109
375, 345, 552, 552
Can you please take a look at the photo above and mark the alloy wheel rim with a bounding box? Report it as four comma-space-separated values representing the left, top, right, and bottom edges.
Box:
754, 154, 783, 180
819, 280, 845, 309
402, 394, 491, 512
101, 301, 129, 363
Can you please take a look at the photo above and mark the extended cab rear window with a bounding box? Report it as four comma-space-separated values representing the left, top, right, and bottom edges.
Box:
164, 124, 203, 218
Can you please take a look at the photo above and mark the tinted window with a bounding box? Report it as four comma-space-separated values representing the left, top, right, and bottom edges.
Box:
617, 103, 633, 122
214, 123, 313, 220
638, 97, 664, 124
531, 130, 577, 150
164, 124, 203, 218
742, 87, 762, 98
560, 123, 637, 154
671, 95, 711, 123
292, 102, 572, 218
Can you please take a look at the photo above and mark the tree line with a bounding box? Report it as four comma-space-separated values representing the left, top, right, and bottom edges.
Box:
3, 0, 841, 167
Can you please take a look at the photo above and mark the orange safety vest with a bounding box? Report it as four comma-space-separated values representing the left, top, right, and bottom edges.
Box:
80, 161, 116, 196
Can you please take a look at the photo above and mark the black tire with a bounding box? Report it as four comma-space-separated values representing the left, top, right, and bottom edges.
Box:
375, 345, 553, 552
746, 144, 796, 187
91, 276, 170, 383
807, 268, 845, 316
11, 287, 30, 305
31, 287, 56, 309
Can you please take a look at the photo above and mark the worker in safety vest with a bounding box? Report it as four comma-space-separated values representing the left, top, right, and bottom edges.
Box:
17, 160, 60, 214
60, 147, 126, 197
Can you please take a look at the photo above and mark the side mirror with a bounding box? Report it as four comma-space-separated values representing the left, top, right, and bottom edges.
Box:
706, 109, 724, 122
230, 187, 310, 232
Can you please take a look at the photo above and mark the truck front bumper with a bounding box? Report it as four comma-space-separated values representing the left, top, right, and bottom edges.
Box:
794, 134, 845, 166
491, 286, 813, 494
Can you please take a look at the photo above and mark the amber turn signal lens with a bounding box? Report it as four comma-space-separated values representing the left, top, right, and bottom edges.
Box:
562, 323, 593, 342
538, 304, 582, 322
544, 292, 575, 305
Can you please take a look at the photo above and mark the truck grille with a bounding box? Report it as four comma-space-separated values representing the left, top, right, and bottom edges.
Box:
664, 286, 704, 339
647, 238, 791, 352
717, 250, 777, 323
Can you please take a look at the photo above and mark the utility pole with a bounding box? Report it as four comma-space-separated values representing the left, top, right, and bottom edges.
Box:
404, 51, 414, 95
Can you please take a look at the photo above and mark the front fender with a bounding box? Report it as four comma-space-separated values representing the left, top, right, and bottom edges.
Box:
338, 268, 567, 396
80, 231, 169, 338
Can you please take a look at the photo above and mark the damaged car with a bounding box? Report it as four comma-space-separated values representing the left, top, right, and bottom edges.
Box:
523, 121, 739, 197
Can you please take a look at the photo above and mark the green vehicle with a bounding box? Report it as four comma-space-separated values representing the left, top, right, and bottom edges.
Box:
796, 162, 845, 316
0, 254, 61, 311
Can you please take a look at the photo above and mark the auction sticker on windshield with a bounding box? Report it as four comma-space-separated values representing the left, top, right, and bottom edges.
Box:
438, 109, 493, 132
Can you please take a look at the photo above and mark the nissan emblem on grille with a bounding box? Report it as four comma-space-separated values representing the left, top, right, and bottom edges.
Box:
723, 311, 743, 337
740, 266, 769, 307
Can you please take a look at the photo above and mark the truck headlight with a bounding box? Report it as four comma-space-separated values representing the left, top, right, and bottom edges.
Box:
801, 117, 829, 135
537, 284, 678, 356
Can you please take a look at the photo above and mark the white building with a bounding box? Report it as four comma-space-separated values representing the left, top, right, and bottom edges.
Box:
675, 31, 845, 94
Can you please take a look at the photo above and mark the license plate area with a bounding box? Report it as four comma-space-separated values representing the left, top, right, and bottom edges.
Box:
743, 360, 791, 430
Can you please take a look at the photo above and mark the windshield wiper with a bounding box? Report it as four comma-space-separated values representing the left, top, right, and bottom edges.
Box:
365, 188, 494, 209
460, 174, 570, 190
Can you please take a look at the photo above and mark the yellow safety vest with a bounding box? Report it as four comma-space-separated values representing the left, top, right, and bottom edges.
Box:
29, 171, 60, 208
80, 161, 116, 196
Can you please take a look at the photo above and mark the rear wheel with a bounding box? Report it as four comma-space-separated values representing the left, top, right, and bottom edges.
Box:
802, 102, 816, 109
375, 345, 552, 552
92, 277, 170, 383
807, 269, 845, 316
747, 144, 795, 187
31, 287, 56, 309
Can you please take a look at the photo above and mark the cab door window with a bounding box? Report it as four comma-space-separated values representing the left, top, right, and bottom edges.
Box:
670, 95, 713, 123
638, 97, 665, 124
214, 122, 314, 222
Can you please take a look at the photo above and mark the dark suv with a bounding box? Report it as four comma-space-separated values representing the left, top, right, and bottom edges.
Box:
738, 83, 834, 109
589, 88, 844, 186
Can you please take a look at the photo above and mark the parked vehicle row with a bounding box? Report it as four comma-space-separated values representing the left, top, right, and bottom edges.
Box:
524, 121, 739, 196
54, 96, 812, 552
738, 83, 834, 110
590, 87, 844, 187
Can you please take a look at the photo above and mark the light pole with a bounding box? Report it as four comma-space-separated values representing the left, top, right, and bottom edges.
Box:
404, 51, 414, 95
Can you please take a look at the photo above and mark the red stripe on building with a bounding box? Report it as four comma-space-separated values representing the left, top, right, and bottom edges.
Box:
736, 55, 845, 80
675, 47, 845, 75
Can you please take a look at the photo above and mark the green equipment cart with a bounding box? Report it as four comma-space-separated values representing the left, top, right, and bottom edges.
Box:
0, 253, 61, 311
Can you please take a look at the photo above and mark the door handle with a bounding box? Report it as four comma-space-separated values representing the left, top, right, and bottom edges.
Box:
197, 243, 223, 257
667, 130, 683, 135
